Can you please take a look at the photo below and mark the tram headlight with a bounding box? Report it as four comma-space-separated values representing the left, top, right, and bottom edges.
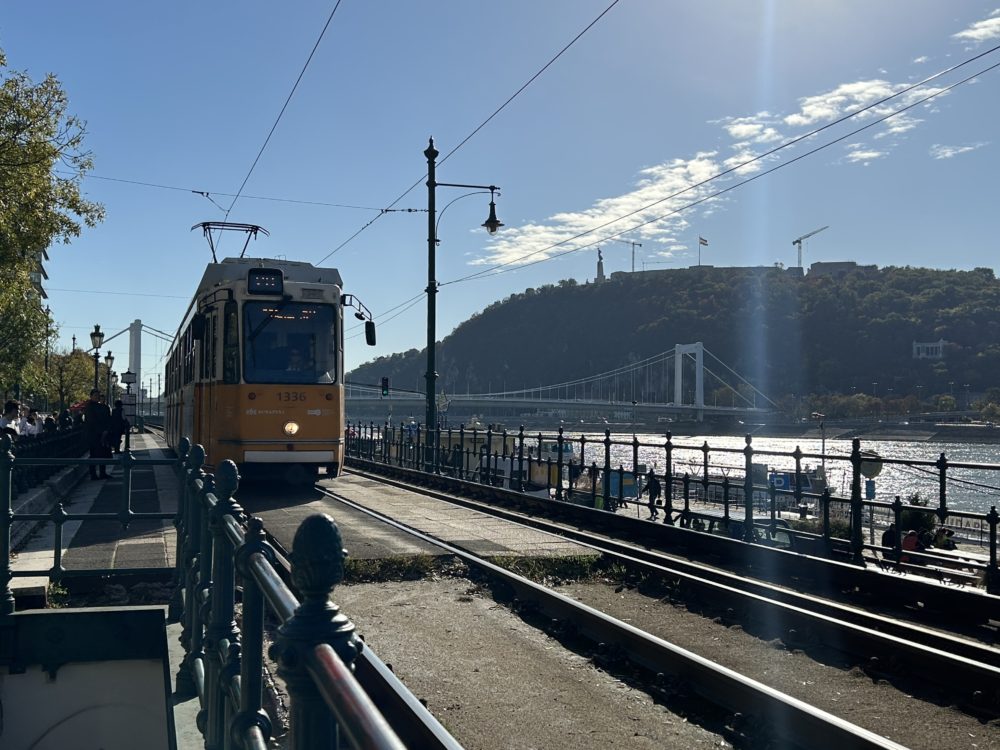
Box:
283, 421, 300, 436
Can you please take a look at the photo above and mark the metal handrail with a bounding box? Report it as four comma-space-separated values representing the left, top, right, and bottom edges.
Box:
172, 439, 406, 750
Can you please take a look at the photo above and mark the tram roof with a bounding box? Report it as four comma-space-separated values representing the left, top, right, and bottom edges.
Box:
196, 257, 343, 295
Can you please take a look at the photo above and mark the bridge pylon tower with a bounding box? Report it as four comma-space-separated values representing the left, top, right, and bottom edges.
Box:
674, 342, 705, 415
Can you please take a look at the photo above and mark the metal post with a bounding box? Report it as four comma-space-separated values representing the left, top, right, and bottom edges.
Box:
517, 426, 525, 492
986, 505, 998, 595
556, 426, 564, 501
232, 517, 274, 745
936, 452, 948, 525
664, 432, 674, 524
425, 139, 439, 450
849, 438, 865, 565
603, 429, 611, 509
0, 434, 15, 615
742, 435, 755, 542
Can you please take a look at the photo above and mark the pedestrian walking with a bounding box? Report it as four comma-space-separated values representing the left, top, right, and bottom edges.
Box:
639, 469, 662, 520
109, 400, 129, 454
83, 388, 111, 479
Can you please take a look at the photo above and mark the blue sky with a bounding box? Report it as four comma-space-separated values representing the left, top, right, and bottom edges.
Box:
3, 2, 999, 382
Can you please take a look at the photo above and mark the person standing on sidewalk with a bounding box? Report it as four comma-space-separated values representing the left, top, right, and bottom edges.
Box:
83, 388, 111, 479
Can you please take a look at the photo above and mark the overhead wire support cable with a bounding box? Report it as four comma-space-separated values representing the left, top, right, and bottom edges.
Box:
442, 43, 1000, 286
223, 1, 344, 223
314, 0, 623, 265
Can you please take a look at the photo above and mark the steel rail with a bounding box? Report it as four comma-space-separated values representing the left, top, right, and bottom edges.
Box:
312, 485, 909, 750
326, 471, 1000, 710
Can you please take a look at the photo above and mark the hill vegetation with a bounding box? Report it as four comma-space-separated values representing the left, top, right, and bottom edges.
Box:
350, 265, 1000, 419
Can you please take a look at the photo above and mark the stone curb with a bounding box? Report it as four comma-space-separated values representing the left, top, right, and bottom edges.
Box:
10, 459, 89, 552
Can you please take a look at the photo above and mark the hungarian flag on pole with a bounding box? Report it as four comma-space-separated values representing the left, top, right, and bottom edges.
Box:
698, 236, 708, 246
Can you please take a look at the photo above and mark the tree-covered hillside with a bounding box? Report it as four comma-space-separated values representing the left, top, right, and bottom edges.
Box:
350, 265, 1000, 405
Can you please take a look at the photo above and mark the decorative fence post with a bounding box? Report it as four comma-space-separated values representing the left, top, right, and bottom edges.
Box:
231, 517, 276, 746
849, 438, 865, 565
169, 437, 191, 622
176, 443, 206, 699
272, 514, 363, 749
987, 505, 999, 595
663, 432, 674, 525
517, 426, 525, 492
204, 461, 243, 750
742, 435, 755, 543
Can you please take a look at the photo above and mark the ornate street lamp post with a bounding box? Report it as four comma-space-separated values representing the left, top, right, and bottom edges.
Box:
424, 137, 502, 454
90, 324, 105, 390
104, 351, 115, 402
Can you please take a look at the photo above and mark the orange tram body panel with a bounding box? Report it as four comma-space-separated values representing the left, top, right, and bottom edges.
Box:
164, 256, 365, 480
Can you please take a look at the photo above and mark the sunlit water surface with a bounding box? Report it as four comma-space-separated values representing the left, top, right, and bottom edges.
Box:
562, 432, 1000, 514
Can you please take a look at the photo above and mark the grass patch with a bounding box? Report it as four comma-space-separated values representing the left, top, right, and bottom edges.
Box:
344, 554, 444, 583
486, 554, 602, 584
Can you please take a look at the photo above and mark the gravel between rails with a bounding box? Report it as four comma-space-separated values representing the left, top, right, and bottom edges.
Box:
337, 576, 1000, 750
338, 578, 728, 750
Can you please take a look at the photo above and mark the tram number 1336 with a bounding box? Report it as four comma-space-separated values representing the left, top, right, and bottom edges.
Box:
277, 392, 307, 402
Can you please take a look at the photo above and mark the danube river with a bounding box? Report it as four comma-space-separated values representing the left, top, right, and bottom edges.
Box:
592, 433, 1000, 514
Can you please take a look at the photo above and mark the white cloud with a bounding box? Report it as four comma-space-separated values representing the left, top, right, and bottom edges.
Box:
929, 142, 989, 159
953, 12, 1000, 43
845, 145, 885, 164
465, 10, 987, 271
784, 80, 898, 127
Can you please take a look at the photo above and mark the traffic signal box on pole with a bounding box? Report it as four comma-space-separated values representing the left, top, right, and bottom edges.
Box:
381, 377, 389, 397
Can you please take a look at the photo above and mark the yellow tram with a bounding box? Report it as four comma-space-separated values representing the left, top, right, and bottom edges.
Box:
165, 247, 374, 482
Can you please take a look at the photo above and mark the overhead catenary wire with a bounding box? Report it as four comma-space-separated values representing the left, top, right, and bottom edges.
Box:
443, 53, 1000, 286
223, 2, 344, 222
313, 0, 623, 266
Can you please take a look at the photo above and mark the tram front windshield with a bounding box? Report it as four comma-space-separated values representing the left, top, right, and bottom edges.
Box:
243, 302, 337, 384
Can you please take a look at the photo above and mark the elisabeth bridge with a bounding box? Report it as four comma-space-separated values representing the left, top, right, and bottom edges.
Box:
345, 342, 777, 426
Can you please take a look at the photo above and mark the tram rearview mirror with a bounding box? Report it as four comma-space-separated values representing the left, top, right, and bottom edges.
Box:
365, 320, 376, 346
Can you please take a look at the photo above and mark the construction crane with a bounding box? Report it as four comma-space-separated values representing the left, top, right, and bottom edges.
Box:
610, 237, 643, 272
792, 225, 829, 268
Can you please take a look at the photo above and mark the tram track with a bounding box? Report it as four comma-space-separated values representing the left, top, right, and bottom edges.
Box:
304, 483, 910, 750
320, 468, 1000, 718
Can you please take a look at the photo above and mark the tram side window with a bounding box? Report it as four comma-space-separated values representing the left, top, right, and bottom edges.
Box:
223, 299, 241, 384
183, 325, 194, 385
201, 312, 217, 381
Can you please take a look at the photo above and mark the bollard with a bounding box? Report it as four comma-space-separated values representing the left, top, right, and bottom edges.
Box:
272, 514, 362, 749
987, 506, 998, 595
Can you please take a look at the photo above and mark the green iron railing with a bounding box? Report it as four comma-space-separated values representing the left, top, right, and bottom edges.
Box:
171, 439, 407, 750
0, 431, 179, 615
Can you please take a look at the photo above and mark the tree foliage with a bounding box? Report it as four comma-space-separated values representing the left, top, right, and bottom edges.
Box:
0, 48, 103, 394
350, 265, 1000, 406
